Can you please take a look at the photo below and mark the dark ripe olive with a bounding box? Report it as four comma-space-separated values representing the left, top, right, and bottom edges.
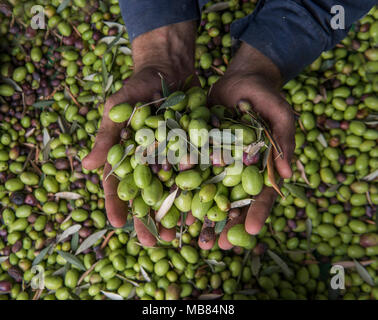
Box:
10, 192, 25, 205
199, 227, 215, 243
0, 281, 12, 292
287, 220, 297, 230
1, 247, 11, 256
24, 194, 38, 206
11, 240, 22, 253
55, 159, 70, 170
94, 247, 105, 260
90, 174, 100, 185
79, 227, 92, 238
0, 229, 7, 238
297, 208, 305, 218
27, 213, 38, 224
8, 266, 23, 282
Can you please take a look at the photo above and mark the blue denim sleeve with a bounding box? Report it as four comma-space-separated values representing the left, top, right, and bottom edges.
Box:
119, 0, 200, 42
229, 0, 376, 82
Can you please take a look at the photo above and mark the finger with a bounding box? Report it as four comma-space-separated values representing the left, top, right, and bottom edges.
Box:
82, 89, 130, 170
134, 216, 157, 247
271, 103, 295, 179
245, 186, 278, 235
198, 220, 215, 250
158, 224, 176, 242
218, 208, 247, 250
103, 162, 128, 228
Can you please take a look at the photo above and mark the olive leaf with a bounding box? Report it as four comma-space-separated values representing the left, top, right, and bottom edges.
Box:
353, 259, 375, 286
267, 249, 294, 278
0, 76, 22, 92
214, 219, 227, 234
230, 199, 254, 209
251, 254, 261, 277
205, 259, 226, 269
155, 188, 178, 222
198, 293, 223, 300
32, 100, 55, 108
175, 111, 182, 122
283, 183, 309, 203
104, 74, 113, 93
267, 147, 284, 198
33, 244, 53, 266
139, 265, 151, 282
260, 265, 281, 276
55, 192, 82, 200
0, 256, 9, 263
362, 169, 378, 182
75, 229, 107, 255
261, 143, 271, 172
101, 291, 124, 300
57, 0, 71, 13
71, 232, 79, 252
182, 74, 194, 91
178, 212, 187, 248
157, 93, 186, 112
104, 144, 134, 181
57, 251, 86, 271
159, 73, 170, 98
56, 224, 81, 243
83, 73, 98, 81
100, 35, 128, 47
243, 141, 265, 157
203, 170, 226, 185
139, 215, 160, 240
203, 1, 229, 13
118, 46, 132, 55
317, 133, 328, 148
166, 118, 181, 130
236, 289, 259, 296
103, 21, 126, 33
296, 159, 311, 185
306, 218, 312, 252
52, 266, 66, 276
121, 218, 134, 233
101, 56, 108, 95
331, 260, 374, 268
42, 128, 52, 161
115, 274, 140, 287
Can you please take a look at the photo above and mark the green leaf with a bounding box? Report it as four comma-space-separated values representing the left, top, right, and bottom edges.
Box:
56, 224, 81, 243
267, 250, 293, 278
354, 259, 375, 286
121, 218, 134, 233
57, 0, 71, 13
1, 77, 22, 92
251, 254, 261, 277
157, 93, 186, 112
214, 219, 227, 234
159, 73, 170, 98
32, 100, 55, 108
106, 32, 124, 52
101, 291, 124, 300
75, 229, 107, 255
57, 250, 86, 271
283, 183, 309, 203
101, 56, 108, 95
33, 244, 53, 266
306, 218, 312, 252
139, 215, 160, 240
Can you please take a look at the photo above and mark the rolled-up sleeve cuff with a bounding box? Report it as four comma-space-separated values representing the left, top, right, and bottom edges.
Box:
119, 0, 200, 43
230, 1, 331, 82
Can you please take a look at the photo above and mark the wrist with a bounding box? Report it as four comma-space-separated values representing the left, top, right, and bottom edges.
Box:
227, 43, 283, 89
131, 21, 197, 81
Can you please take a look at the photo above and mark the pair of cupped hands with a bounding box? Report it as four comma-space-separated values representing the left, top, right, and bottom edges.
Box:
82, 21, 295, 250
